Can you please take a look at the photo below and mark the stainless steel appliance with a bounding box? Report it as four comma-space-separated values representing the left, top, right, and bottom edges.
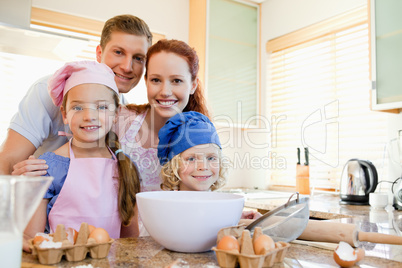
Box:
339, 159, 378, 205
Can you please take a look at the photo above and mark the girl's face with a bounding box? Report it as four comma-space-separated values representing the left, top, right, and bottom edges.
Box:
61, 84, 117, 146
178, 143, 220, 191
146, 51, 197, 120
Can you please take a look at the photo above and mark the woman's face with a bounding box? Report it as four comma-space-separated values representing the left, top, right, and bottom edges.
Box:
178, 143, 220, 191
146, 51, 197, 120
61, 84, 117, 146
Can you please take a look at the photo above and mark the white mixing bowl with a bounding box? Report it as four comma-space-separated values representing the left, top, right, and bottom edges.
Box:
136, 191, 244, 252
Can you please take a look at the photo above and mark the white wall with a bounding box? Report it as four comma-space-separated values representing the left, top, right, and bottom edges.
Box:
32, 0, 189, 41
387, 113, 402, 185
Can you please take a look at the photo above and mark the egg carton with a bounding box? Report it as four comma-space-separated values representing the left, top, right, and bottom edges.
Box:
212, 226, 290, 268
29, 223, 114, 265
212, 242, 290, 268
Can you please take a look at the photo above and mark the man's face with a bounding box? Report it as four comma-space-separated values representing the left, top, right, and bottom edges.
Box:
96, 32, 149, 94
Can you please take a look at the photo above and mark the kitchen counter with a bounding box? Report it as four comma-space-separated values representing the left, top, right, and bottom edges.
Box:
21, 235, 402, 267
21, 191, 402, 267
241, 190, 397, 220
242, 190, 402, 264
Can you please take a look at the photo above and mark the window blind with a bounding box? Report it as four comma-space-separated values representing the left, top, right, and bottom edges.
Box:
266, 5, 389, 191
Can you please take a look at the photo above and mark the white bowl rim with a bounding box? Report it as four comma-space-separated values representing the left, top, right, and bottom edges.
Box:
136, 191, 244, 203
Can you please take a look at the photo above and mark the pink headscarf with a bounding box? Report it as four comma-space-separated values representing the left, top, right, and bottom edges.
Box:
48, 61, 119, 107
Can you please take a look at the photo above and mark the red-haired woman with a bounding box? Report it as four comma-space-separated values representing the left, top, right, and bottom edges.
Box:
116, 39, 210, 192
115, 39, 211, 236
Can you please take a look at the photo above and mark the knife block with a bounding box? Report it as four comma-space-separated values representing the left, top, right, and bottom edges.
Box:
296, 164, 310, 195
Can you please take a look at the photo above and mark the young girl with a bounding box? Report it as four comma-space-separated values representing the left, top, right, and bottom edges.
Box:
24, 61, 140, 246
158, 111, 262, 220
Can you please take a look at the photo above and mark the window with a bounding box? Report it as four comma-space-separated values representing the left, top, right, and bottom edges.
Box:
207, 0, 259, 126
266, 5, 389, 191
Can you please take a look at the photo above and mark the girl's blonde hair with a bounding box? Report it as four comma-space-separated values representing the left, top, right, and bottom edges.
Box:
160, 148, 229, 191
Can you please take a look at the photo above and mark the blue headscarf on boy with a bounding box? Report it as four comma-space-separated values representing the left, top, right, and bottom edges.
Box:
158, 111, 221, 166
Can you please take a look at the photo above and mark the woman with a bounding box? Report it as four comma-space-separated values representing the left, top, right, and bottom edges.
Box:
116, 39, 210, 192
114, 39, 211, 236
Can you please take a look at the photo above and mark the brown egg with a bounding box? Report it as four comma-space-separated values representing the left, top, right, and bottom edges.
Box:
333, 241, 357, 267
253, 234, 275, 255
217, 235, 240, 253
88, 224, 96, 234
88, 227, 110, 243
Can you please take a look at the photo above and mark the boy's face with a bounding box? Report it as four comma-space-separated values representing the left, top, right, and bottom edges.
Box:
96, 31, 149, 94
178, 143, 220, 191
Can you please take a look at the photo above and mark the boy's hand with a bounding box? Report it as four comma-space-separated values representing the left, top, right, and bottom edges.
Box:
12, 155, 48, 176
241, 210, 262, 220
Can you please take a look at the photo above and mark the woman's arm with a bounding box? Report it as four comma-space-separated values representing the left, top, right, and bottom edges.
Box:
23, 199, 49, 252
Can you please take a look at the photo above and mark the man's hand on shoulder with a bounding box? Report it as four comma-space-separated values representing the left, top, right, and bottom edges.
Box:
12, 155, 48, 176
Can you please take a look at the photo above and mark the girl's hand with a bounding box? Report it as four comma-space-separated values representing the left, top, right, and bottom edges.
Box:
23, 233, 32, 253
241, 210, 262, 220
12, 155, 48, 176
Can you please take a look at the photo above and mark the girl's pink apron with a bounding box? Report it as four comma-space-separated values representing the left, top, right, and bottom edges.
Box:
48, 140, 121, 238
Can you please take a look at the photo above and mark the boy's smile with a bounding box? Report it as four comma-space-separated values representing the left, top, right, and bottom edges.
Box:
178, 143, 220, 191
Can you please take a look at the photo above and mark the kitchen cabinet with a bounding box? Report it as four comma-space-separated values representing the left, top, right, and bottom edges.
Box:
370, 0, 402, 111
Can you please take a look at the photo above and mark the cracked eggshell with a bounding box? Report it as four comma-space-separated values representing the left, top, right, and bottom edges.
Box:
333, 241, 357, 268
355, 248, 365, 262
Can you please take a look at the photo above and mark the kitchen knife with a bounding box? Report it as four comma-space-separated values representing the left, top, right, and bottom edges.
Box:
296, 148, 310, 194
297, 148, 301, 165
304, 147, 309, 166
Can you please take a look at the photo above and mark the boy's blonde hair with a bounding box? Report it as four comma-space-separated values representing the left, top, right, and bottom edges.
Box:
160, 149, 229, 191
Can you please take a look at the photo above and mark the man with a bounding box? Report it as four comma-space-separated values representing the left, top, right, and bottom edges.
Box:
0, 15, 152, 175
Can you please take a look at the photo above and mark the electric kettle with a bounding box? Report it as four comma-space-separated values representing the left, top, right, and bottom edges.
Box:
339, 159, 378, 205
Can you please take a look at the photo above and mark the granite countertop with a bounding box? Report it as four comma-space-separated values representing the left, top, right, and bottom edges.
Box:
21, 236, 402, 267
21, 190, 402, 267
243, 190, 402, 265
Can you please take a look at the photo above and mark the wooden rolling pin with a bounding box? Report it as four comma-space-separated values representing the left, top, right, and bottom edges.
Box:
298, 220, 402, 246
